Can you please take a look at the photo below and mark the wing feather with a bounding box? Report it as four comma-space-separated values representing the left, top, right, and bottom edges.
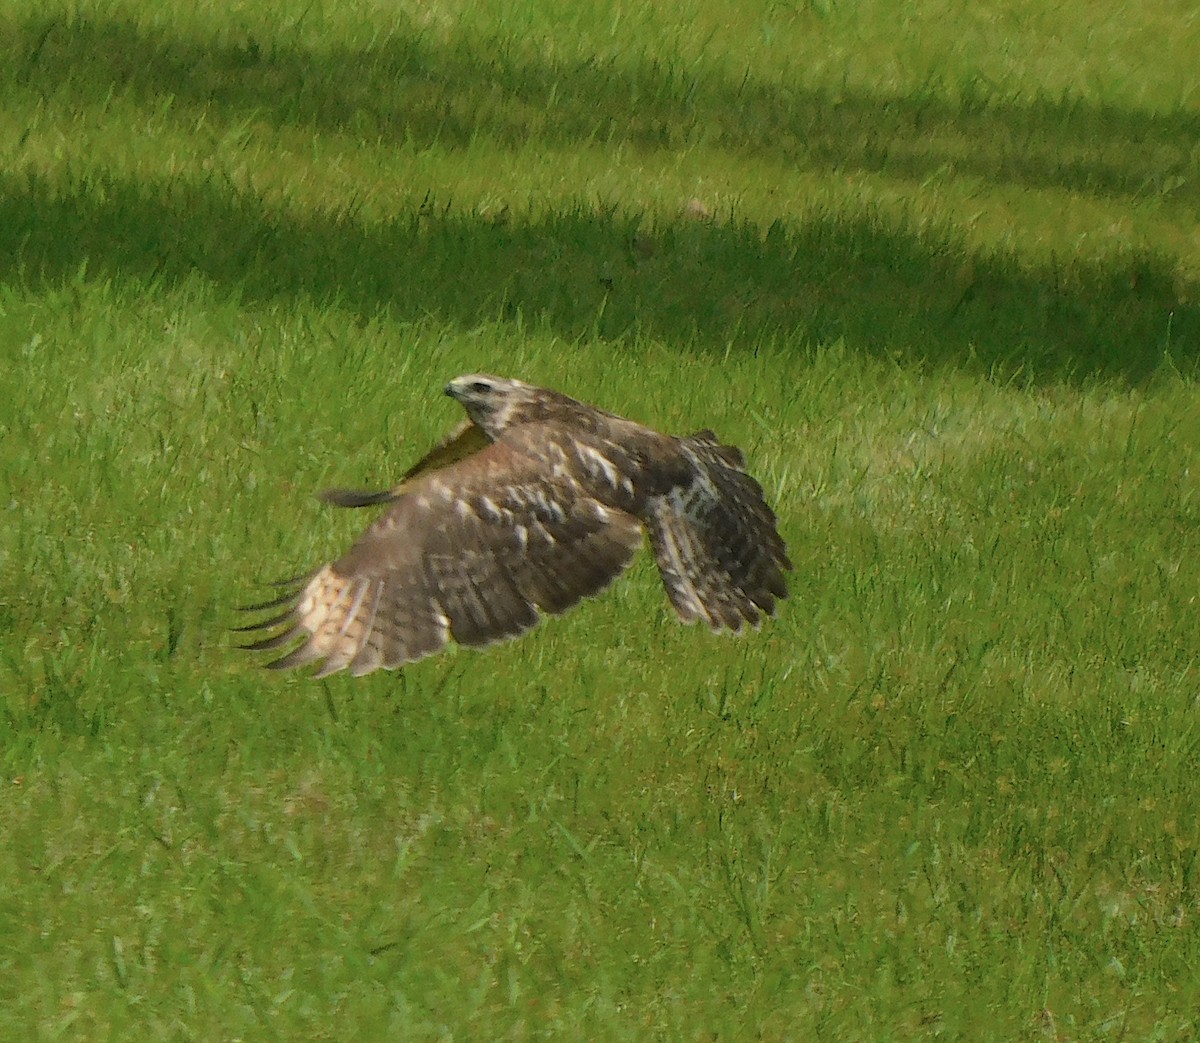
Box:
645, 434, 790, 631
247, 435, 642, 676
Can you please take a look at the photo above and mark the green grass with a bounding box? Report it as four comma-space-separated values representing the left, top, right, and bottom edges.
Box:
2, 0, 1199, 1038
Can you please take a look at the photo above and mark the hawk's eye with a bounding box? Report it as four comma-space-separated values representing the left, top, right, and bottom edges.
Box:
470, 381, 491, 394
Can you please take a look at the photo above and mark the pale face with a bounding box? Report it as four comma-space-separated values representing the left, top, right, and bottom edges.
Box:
444, 374, 529, 438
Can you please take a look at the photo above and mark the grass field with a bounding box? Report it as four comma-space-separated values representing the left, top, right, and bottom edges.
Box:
2, 0, 1199, 1038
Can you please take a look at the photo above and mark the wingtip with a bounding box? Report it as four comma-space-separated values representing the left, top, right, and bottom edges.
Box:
311, 657, 350, 679
319, 488, 399, 508
235, 592, 299, 614
265, 643, 320, 671
238, 629, 301, 653
230, 607, 296, 633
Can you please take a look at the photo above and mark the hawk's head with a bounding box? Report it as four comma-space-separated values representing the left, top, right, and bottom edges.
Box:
445, 374, 544, 439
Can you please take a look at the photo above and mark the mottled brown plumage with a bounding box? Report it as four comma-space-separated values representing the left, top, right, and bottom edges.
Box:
238, 375, 790, 676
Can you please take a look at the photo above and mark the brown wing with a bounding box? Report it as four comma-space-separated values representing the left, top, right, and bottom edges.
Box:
320, 420, 492, 508
643, 432, 791, 631
239, 435, 643, 676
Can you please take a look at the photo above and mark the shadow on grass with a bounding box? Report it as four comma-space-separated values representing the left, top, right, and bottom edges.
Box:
3, 13, 1198, 206
2, 168, 1193, 383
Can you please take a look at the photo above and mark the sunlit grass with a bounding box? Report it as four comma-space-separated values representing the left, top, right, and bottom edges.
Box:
1, 0, 1199, 1038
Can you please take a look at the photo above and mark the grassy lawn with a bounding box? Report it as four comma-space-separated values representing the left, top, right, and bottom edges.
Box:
1, 0, 1198, 1038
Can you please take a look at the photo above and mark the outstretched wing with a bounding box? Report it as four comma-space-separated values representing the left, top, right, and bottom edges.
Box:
238, 434, 643, 676
320, 420, 492, 508
644, 431, 791, 631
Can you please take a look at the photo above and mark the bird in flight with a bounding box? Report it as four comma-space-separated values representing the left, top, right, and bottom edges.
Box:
238, 375, 791, 676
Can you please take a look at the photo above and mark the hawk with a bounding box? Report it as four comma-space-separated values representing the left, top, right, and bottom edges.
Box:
238, 375, 791, 676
